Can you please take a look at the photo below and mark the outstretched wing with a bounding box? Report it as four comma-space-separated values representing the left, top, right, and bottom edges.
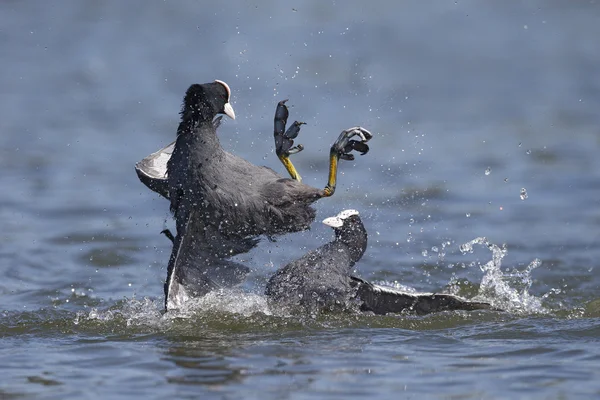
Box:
135, 117, 223, 199
351, 276, 493, 315
135, 141, 174, 199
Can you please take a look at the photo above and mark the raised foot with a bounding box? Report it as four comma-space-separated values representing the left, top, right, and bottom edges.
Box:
321, 126, 373, 197
331, 127, 373, 160
274, 100, 305, 157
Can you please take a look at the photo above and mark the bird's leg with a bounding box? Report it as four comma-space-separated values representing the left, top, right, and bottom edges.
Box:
274, 100, 305, 182
322, 127, 373, 197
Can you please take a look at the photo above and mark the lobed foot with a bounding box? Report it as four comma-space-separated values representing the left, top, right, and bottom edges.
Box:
274, 100, 305, 157
330, 127, 373, 161
322, 127, 374, 197
274, 100, 305, 181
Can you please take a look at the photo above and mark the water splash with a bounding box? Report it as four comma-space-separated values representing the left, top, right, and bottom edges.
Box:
75, 289, 272, 329
68, 238, 555, 331
75, 297, 165, 329
371, 280, 419, 294
176, 289, 270, 317
460, 237, 547, 314
520, 188, 528, 200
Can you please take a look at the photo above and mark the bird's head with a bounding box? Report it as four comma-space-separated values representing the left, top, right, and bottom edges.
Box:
322, 209, 361, 229
181, 80, 236, 121
322, 209, 367, 261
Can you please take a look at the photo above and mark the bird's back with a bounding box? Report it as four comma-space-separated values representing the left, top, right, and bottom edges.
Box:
179, 143, 321, 240
265, 242, 356, 312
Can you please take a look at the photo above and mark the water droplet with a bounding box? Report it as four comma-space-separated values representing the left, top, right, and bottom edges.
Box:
459, 243, 473, 254
484, 167, 491, 176
526, 149, 532, 155
422, 250, 428, 257
504, 178, 509, 183
520, 188, 528, 200
466, 213, 471, 218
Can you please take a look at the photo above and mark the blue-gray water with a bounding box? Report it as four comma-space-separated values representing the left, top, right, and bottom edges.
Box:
2, 1, 600, 398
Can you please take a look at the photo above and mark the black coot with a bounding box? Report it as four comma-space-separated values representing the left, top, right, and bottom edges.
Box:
135, 81, 373, 254
265, 210, 493, 315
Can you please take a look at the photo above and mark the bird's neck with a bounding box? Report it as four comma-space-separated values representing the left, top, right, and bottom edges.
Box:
338, 231, 368, 263
176, 117, 223, 158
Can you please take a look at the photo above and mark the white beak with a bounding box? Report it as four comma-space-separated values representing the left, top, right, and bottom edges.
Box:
223, 102, 236, 120
322, 216, 344, 228
322, 209, 359, 228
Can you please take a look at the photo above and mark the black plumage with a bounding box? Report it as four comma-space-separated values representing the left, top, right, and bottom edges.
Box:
136, 82, 372, 254
265, 210, 493, 315
167, 81, 325, 249
265, 209, 367, 313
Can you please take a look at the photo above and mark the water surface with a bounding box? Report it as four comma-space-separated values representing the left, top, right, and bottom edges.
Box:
1, 1, 600, 398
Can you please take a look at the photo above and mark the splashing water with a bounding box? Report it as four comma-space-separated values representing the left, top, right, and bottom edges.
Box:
71, 239, 554, 331
371, 280, 419, 294
74, 289, 273, 330
75, 297, 167, 329
460, 237, 547, 314
520, 188, 528, 200
179, 289, 270, 317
